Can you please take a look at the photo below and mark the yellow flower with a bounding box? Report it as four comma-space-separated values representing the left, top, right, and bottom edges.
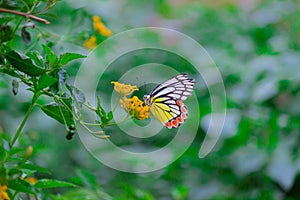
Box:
24, 177, 37, 185
0, 185, 10, 200
92, 16, 112, 37
111, 81, 139, 96
84, 35, 97, 51
120, 96, 150, 120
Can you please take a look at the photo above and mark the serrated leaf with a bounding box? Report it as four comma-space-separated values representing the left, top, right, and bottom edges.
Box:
59, 53, 86, 66
8, 179, 36, 195
21, 163, 50, 174
43, 44, 58, 68
26, 51, 44, 67
5, 50, 46, 76
34, 179, 76, 189
41, 102, 74, 126
21, 27, 31, 45
37, 74, 58, 90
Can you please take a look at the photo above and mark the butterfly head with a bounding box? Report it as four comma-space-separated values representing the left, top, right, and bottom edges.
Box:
143, 95, 151, 105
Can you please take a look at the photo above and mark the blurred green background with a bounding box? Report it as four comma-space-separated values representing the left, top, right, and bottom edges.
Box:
1, 0, 300, 199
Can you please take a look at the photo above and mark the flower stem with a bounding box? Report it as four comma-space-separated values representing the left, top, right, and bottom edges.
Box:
10, 93, 39, 147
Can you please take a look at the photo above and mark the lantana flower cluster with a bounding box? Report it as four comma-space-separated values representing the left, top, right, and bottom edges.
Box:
111, 82, 150, 120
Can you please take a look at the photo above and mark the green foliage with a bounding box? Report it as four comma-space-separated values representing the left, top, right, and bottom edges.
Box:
59, 53, 86, 66
0, 25, 13, 43
95, 96, 114, 128
0, 131, 75, 199
0, 0, 113, 198
4, 50, 47, 76
1, 0, 300, 199
41, 102, 74, 126
34, 179, 76, 189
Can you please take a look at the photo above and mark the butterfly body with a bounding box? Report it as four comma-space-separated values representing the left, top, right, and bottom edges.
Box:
143, 74, 195, 129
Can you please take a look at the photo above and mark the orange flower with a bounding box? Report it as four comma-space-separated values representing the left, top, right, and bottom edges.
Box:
120, 96, 150, 120
0, 185, 10, 200
84, 35, 97, 51
92, 16, 112, 37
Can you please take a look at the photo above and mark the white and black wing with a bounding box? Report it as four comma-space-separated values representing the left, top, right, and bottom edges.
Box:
150, 73, 195, 101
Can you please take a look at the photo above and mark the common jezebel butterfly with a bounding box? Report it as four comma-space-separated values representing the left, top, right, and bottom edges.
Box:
143, 74, 195, 129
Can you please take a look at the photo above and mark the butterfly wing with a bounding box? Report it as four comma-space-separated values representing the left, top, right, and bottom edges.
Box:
150, 73, 195, 101
150, 98, 188, 128
148, 74, 194, 129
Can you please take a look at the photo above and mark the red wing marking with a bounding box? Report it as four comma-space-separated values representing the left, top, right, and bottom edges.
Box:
164, 101, 188, 129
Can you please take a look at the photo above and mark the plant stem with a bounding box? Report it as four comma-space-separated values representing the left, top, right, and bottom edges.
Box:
0, 8, 50, 24
10, 93, 39, 147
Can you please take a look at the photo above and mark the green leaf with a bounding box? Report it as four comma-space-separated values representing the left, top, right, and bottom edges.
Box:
0, 17, 14, 25
107, 111, 113, 121
8, 147, 24, 156
43, 44, 58, 68
8, 179, 36, 195
59, 53, 86, 66
26, 51, 44, 67
8, 168, 22, 178
6, 157, 24, 162
95, 96, 113, 127
4, 50, 46, 76
96, 96, 107, 123
34, 179, 76, 189
59, 188, 112, 200
0, 67, 19, 78
0, 146, 7, 162
37, 74, 58, 90
41, 102, 74, 126
1, 132, 11, 142
21, 163, 51, 174
0, 25, 13, 42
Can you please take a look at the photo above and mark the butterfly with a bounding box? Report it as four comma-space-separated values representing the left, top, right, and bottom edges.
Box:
143, 74, 195, 129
